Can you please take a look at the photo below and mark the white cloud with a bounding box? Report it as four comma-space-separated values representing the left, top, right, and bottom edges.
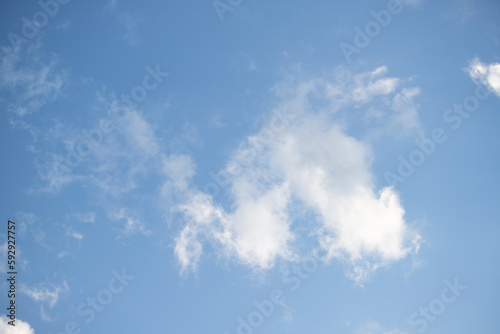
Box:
169, 122, 203, 150
109, 209, 151, 237
36, 97, 164, 196
104, 0, 118, 11
466, 57, 500, 96
31, 90, 168, 241
36, 154, 84, 194
0, 316, 35, 334
320, 66, 398, 107
64, 226, 83, 240
240, 54, 258, 71
172, 66, 422, 283
442, 0, 474, 24
350, 67, 399, 103
268, 118, 420, 278
388, 87, 422, 136
40, 305, 55, 322
121, 110, 160, 156
119, 13, 140, 46
174, 220, 204, 274
313, 66, 422, 137
21, 280, 69, 309
83, 107, 162, 198
175, 184, 294, 274
71, 212, 96, 224
162, 154, 196, 195
57, 251, 69, 259
55, 20, 72, 32
17, 212, 37, 227
0, 42, 66, 116
17, 212, 51, 250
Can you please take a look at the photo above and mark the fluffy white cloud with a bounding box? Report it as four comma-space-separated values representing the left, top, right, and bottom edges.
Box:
174, 187, 295, 274
0, 316, 35, 334
268, 117, 420, 278
172, 66, 422, 283
466, 57, 500, 96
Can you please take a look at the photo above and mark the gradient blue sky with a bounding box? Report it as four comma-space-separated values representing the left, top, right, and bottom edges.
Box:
1, 0, 500, 333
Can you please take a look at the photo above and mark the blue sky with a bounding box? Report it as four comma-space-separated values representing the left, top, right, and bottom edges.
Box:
1, 0, 500, 333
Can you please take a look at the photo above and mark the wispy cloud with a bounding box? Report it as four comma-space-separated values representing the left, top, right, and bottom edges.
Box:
162, 154, 196, 195
119, 13, 140, 46
36, 155, 84, 193
55, 20, 72, 32
64, 225, 84, 240
71, 212, 96, 224
17, 212, 51, 250
104, 0, 118, 11
21, 280, 69, 309
36, 99, 163, 196
40, 305, 55, 322
0, 42, 67, 116
109, 208, 152, 237
441, 0, 474, 24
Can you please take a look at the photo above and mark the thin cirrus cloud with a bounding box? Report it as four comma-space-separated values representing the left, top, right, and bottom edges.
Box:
71, 212, 96, 224
36, 96, 162, 196
119, 13, 141, 46
63, 225, 84, 240
0, 42, 66, 117
170, 66, 422, 284
108, 208, 152, 237
17, 212, 51, 250
20, 280, 70, 321
466, 57, 500, 96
